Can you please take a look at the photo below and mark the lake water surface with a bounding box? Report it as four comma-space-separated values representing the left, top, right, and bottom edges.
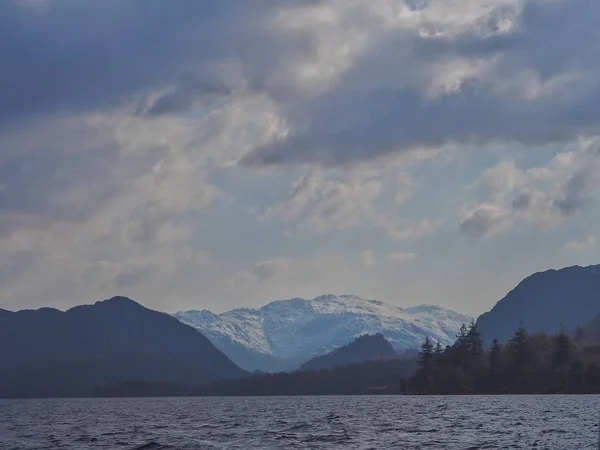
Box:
1, 395, 598, 449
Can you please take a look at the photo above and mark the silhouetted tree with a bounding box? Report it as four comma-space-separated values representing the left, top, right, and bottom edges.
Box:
467, 320, 484, 357
409, 323, 600, 395
489, 339, 501, 376
418, 337, 435, 369
508, 322, 531, 371
415, 337, 435, 393
451, 324, 470, 370
552, 329, 572, 369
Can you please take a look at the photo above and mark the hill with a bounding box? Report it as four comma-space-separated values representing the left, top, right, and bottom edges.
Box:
476, 265, 600, 345
299, 334, 398, 371
174, 294, 470, 372
0, 297, 246, 398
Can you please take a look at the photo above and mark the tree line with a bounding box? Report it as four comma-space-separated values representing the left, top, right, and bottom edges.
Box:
407, 321, 600, 394
203, 358, 417, 396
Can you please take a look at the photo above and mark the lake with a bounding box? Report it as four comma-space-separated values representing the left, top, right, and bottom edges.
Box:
1, 395, 598, 449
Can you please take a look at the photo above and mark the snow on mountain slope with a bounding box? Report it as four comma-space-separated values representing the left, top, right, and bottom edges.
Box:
173, 294, 471, 371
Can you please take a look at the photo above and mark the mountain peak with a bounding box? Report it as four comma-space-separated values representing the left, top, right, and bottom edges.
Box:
94, 296, 144, 310
103, 295, 139, 305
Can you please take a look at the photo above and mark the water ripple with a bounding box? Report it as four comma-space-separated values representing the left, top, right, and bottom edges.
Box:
0, 395, 598, 449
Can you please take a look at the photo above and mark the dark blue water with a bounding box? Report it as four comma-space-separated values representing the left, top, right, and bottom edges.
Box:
1, 395, 598, 449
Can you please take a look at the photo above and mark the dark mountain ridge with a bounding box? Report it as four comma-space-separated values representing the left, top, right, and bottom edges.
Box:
299, 333, 399, 371
582, 313, 600, 343
0, 296, 246, 398
476, 264, 600, 345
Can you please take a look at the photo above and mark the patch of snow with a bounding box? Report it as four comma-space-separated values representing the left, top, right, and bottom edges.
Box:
173, 294, 471, 365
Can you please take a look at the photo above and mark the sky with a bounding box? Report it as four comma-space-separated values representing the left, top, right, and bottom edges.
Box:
1, 0, 599, 315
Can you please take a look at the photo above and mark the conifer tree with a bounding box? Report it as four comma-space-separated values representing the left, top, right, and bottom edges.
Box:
508, 322, 531, 371
489, 338, 501, 376
552, 329, 572, 369
410, 327, 600, 395
467, 320, 484, 372
452, 323, 470, 369
467, 319, 483, 357
415, 337, 435, 393
418, 337, 435, 370
455, 324, 468, 347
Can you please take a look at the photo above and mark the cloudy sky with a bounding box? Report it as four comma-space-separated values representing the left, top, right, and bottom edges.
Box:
1, 0, 599, 315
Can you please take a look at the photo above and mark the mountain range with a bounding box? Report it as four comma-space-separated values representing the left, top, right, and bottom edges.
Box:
476, 264, 600, 345
1, 263, 599, 398
173, 294, 471, 372
0, 297, 245, 398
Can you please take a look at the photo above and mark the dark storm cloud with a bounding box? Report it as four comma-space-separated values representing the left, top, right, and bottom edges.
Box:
242, 0, 600, 166
0, 1, 270, 126
3, 0, 600, 168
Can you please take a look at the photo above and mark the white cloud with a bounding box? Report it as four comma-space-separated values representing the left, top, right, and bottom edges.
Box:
461, 139, 600, 238
262, 163, 433, 239
0, 90, 284, 310
563, 236, 597, 252
262, 168, 386, 234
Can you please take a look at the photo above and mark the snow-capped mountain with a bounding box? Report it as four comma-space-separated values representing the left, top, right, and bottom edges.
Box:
173, 294, 471, 372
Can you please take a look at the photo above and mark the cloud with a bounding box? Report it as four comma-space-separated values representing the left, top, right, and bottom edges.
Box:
5, 0, 600, 170
0, 113, 230, 242
241, 0, 600, 166
460, 140, 600, 238
0, 90, 283, 310
0, 1, 276, 128
261, 164, 433, 238
460, 204, 512, 239
0, 0, 599, 313
262, 168, 386, 233
0, 0, 303, 312
563, 236, 597, 252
